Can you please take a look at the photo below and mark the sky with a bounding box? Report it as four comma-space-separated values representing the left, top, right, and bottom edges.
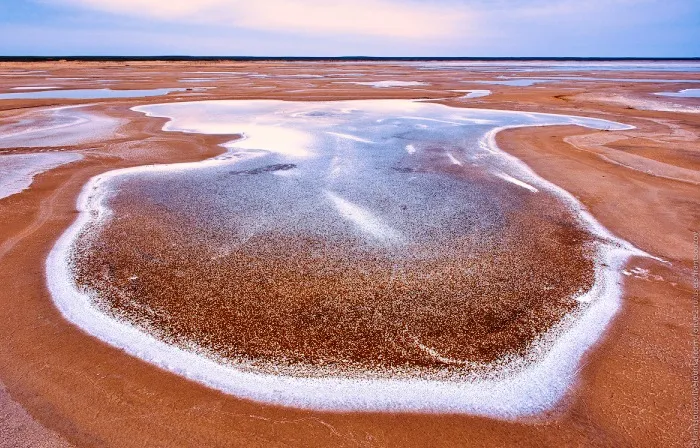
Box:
0, 0, 698, 56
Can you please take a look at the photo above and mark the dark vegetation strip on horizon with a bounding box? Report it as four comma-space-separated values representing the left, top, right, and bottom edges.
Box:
0, 56, 699, 62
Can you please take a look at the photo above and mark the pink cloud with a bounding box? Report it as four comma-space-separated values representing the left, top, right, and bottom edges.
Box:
53, 0, 470, 39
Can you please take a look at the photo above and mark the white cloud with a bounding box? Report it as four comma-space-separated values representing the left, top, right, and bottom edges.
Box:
50, 0, 470, 39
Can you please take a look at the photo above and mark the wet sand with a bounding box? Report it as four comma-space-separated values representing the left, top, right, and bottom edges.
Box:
0, 61, 697, 447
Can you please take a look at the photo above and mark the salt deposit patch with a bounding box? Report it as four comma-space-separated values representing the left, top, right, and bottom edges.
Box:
446, 153, 462, 166
0, 105, 122, 149
452, 89, 492, 99
581, 93, 700, 114
325, 190, 403, 243
46, 99, 649, 419
326, 131, 374, 143
655, 88, 700, 98
0, 153, 82, 200
494, 172, 539, 193
469, 79, 554, 87
338, 80, 428, 88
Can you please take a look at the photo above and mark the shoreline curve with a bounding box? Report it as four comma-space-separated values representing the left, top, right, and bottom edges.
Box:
45, 99, 649, 419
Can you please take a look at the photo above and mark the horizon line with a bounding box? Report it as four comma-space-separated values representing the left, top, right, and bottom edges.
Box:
1, 56, 699, 62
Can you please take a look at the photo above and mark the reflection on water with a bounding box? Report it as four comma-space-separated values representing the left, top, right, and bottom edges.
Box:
120, 100, 629, 251
0, 87, 190, 100
655, 88, 700, 97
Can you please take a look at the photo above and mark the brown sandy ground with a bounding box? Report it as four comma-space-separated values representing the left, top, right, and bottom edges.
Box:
0, 378, 72, 448
0, 61, 697, 447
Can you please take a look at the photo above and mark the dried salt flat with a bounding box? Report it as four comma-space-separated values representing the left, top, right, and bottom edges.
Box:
335, 80, 428, 88
0, 105, 123, 149
451, 89, 492, 99
468, 79, 556, 87
47, 99, 650, 419
655, 88, 700, 98
0, 153, 82, 200
579, 93, 700, 114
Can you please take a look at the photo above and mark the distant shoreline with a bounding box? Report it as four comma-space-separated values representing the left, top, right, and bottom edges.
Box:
0, 56, 698, 62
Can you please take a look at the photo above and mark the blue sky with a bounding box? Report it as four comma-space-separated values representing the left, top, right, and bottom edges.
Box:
0, 0, 698, 56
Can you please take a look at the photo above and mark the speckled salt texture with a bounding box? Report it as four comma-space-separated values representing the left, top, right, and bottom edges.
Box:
0, 153, 82, 200
46, 99, 649, 418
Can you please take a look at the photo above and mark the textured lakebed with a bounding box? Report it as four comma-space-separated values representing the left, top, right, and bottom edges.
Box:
48, 100, 641, 416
